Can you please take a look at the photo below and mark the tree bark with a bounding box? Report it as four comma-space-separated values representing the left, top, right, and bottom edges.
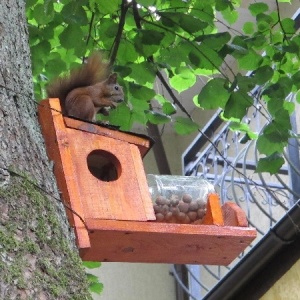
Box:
0, 1, 91, 299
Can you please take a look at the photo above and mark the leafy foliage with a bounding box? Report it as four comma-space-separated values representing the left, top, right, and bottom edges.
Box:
83, 261, 103, 295
26, 0, 300, 174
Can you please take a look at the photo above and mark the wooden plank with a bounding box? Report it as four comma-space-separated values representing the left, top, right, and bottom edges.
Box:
64, 116, 152, 157
67, 129, 115, 220
202, 193, 224, 225
222, 202, 249, 227
38, 98, 90, 249
81, 219, 257, 265
129, 144, 156, 221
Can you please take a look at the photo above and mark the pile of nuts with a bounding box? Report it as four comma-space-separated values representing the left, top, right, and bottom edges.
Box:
153, 193, 207, 224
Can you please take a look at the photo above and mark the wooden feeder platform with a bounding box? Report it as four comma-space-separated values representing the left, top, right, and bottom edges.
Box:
38, 98, 256, 265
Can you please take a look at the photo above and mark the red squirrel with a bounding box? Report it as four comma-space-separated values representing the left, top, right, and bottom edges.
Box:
46, 52, 124, 122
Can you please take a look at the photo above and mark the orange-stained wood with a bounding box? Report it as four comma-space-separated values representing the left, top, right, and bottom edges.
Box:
38, 99, 90, 248
38, 98, 257, 265
80, 219, 257, 265
64, 117, 152, 157
202, 193, 224, 225
38, 98, 156, 248
222, 202, 249, 227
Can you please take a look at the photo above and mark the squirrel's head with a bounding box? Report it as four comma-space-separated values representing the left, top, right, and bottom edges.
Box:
105, 73, 124, 107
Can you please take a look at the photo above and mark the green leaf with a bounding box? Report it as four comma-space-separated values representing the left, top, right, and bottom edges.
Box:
86, 272, 103, 295
283, 101, 295, 115
243, 22, 255, 34
31, 3, 54, 25
281, 18, 296, 35
159, 12, 208, 33
138, 0, 156, 5
83, 261, 101, 269
238, 50, 263, 70
256, 13, 274, 30
117, 41, 139, 63
96, 0, 120, 14
263, 77, 293, 102
127, 62, 156, 85
45, 57, 67, 79
61, 3, 88, 24
249, 3, 269, 16
86, 273, 99, 283
108, 104, 133, 130
252, 66, 274, 85
197, 78, 230, 109
146, 111, 171, 124
296, 91, 300, 104
89, 282, 104, 295
138, 29, 164, 45
228, 121, 258, 139
113, 65, 132, 78
129, 82, 155, 101
162, 102, 177, 115
256, 153, 285, 174
194, 32, 231, 51
235, 73, 256, 91
197, 42, 224, 70
134, 29, 164, 56
223, 91, 253, 120
169, 67, 196, 93
179, 14, 209, 34
215, 0, 234, 11
59, 25, 83, 49
257, 124, 289, 156
174, 117, 199, 135
221, 7, 239, 25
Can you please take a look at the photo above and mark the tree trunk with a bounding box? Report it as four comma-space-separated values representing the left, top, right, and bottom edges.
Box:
0, 1, 91, 299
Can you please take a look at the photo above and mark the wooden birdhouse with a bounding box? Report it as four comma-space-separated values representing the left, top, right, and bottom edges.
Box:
38, 98, 256, 265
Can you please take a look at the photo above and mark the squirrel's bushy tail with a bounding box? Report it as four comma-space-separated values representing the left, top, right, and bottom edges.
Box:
46, 52, 110, 113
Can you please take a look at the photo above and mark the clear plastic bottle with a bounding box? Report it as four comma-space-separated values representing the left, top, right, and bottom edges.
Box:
147, 175, 215, 224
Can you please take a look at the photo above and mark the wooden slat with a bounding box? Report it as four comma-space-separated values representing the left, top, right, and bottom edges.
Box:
222, 202, 249, 227
64, 117, 152, 157
81, 219, 257, 265
202, 193, 224, 225
38, 98, 90, 249
129, 144, 156, 220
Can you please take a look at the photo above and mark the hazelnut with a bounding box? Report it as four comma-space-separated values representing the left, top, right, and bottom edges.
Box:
153, 205, 161, 213
161, 204, 169, 215
155, 196, 167, 205
189, 202, 199, 211
170, 198, 179, 206
170, 207, 180, 216
178, 201, 189, 213
187, 211, 197, 221
197, 208, 206, 218
165, 212, 173, 221
182, 194, 192, 203
170, 194, 180, 202
183, 215, 191, 224
177, 212, 186, 222
155, 213, 164, 222
196, 198, 206, 209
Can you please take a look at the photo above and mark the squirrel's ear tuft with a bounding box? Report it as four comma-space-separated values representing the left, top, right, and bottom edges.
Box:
107, 73, 117, 84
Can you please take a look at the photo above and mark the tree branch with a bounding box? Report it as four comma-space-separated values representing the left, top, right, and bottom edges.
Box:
132, 0, 171, 175
109, 0, 129, 66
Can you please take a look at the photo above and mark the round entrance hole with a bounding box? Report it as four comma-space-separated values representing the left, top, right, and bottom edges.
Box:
87, 150, 121, 182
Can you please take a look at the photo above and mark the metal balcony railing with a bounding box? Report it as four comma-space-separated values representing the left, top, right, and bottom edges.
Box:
174, 91, 300, 300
